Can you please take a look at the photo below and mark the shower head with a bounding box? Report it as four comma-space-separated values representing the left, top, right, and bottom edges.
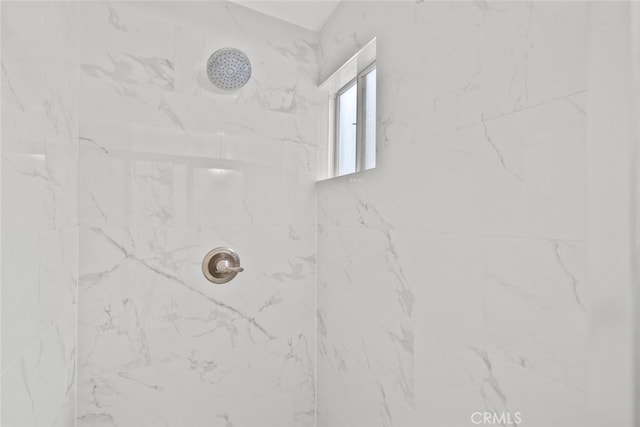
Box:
206, 47, 252, 91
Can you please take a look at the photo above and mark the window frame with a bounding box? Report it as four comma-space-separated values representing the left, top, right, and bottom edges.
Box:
332, 61, 377, 177
333, 76, 358, 177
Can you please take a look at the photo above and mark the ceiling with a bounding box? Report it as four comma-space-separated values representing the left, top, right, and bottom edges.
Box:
229, 1, 341, 32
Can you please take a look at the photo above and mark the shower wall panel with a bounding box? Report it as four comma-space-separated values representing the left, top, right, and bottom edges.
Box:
75, 3, 323, 426
1, 2, 79, 426
316, 2, 590, 426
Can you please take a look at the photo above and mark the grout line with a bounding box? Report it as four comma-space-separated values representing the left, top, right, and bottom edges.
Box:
482, 89, 588, 123
313, 186, 319, 427
411, 88, 589, 143
73, 223, 80, 427
317, 224, 588, 244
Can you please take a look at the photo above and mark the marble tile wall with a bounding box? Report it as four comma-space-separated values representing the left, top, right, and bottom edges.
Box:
0, 1, 615, 427
317, 2, 590, 426
75, 2, 323, 427
1, 2, 79, 426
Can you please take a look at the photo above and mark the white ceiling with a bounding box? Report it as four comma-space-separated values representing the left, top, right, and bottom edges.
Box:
229, 1, 341, 32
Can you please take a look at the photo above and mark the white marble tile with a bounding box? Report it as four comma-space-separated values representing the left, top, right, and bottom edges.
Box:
79, 2, 175, 89
37, 229, 79, 332
77, 352, 311, 427
78, 144, 130, 227
75, 8, 322, 426
414, 327, 588, 427
78, 0, 324, 141
2, 229, 77, 370
42, 2, 79, 67
411, 232, 587, 390
50, 388, 76, 427
318, 2, 417, 83
2, 2, 79, 151
1, 2, 44, 63
1, 2, 48, 117
317, 225, 419, 427
482, 237, 588, 390
78, 96, 320, 229
78, 225, 315, 365
416, 97, 587, 240
318, 2, 590, 425
1, 3, 79, 427
2, 145, 78, 234
77, 2, 181, 131
2, 62, 78, 151
77, 224, 316, 425
318, 143, 420, 230
1, 232, 41, 369
481, 1, 588, 118
79, 141, 313, 228
1, 311, 77, 427
411, 1, 483, 139
79, 72, 181, 132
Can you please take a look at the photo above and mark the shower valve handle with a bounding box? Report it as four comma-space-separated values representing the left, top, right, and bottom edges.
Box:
216, 259, 244, 274
202, 247, 244, 284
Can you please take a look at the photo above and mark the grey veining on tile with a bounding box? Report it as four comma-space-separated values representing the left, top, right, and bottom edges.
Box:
0, 1, 604, 426
2, 2, 79, 426
75, 2, 321, 426
317, 1, 590, 426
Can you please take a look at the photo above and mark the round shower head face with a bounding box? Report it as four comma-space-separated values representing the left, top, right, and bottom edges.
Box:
207, 48, 252, 91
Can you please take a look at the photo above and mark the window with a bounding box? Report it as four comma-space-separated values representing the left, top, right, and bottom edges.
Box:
318, 38, 376, 180
334, 63, 377, 177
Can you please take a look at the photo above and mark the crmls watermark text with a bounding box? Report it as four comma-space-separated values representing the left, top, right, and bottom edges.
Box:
470, 412, 522, 425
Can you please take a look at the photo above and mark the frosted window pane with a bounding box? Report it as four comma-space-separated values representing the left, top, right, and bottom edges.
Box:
364, 68, 376, 170
338, 83, 358, 176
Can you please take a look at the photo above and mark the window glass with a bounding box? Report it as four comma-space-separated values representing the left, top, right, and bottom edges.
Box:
337, 82, 358, 176
363, 68, 376, 170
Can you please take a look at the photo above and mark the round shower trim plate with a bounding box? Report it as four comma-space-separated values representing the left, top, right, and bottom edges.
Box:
207, 47, 252, 91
